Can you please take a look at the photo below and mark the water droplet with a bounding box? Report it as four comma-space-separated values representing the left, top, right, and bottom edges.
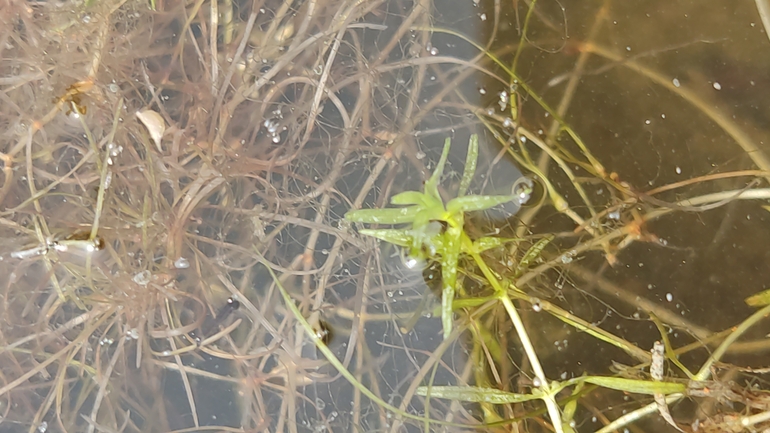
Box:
713, 82, 722, 90
672, 78, 680, 88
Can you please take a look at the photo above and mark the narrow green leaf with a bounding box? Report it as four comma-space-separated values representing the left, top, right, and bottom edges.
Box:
345, 206, 420, 224
416, 386, 541, 404
425, 137, 451, 202
584, 376, 685, 395
649, 313, 695, 379
473, 237, 505, 253
468, 237, 523, 254
358, 229, 415, 247
391, 191, 429, 206
554, 313, 648, 361
457, 134, 478, 197
440, 225, 463, 340
452, 296, 496, 309
446, 195, 515, 214
745, 287, 770, 307
515, 234, 554, 277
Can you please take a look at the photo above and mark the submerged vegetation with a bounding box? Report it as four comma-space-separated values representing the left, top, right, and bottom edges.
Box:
1, 0, 770, 432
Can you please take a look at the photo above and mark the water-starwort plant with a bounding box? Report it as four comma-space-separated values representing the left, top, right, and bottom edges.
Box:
344, 134, 521, 340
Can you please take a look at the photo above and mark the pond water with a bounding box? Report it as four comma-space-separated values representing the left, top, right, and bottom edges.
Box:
0, 0, 769, 432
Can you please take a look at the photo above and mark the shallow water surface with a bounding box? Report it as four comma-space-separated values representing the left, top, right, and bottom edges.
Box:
0, 1, 769, 432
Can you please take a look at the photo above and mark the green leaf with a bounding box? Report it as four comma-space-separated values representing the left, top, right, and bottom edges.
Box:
358, 229, 415, 247
515, 235, 553, 277
583, 376, 685, 395
470, 237, 523, 254
452, 296, 496, 309
391, 191, 430, 206
416, 386, 541, 404
446, 195, 515, 214
440, 225, 463, 340
457, 134, 479, 197
745, 288, 770, 307
345, 206, 420, 224
425, 137, 451, 202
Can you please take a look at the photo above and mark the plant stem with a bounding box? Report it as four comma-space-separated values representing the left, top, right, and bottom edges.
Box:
464, 234, 564, 433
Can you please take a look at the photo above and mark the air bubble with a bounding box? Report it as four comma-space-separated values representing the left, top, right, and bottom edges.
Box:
498, 91, 508, 111
512, 177, 534, 205
174, 257, 190, 269
532, 299, 542, 312
132, 270, 151, 286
